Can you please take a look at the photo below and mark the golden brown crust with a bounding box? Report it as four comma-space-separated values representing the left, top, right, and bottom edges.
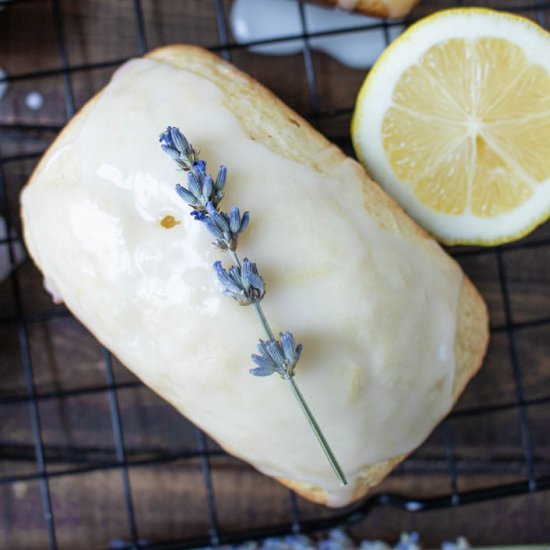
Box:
306, 0, 420, 19
24, 45, 489, 507
276, 280, 487, 506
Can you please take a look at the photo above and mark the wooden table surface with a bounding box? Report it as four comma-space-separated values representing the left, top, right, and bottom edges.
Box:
1, 1, 549, 548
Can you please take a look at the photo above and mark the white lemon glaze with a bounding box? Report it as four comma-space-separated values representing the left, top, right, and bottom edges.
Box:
22, 57, 462, 505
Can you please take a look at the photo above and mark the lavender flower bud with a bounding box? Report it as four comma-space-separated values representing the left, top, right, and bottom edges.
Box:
161, 144, 181, 163
187, 172, 202, 200
266, 340, 285, 366
202, 175, 214, 203
206, 203, 230, 234
241, 258, 265, 301
229, 207, 241, 234
249, 354, 277, 377
251, 340, 281, 377
162, 127, 227, 211
215, 166, 227, 200
175, 183, 199, 207
190, 210, 207, 221
204, 218, 226, 242
229, 207, 250, 238
213, 258, 265, 306
214, 261, 251, 305
203, 203, 250, 251
280, 331, 303, 372
213, 261, 248, 303
239, 211, 250, 234
159, 126, 198, 170
193, 160, 206, 174
250, 332, 302, 379
204, 203, 232, 250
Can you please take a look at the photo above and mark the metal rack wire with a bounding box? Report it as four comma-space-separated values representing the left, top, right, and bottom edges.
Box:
0, 0, 549, 548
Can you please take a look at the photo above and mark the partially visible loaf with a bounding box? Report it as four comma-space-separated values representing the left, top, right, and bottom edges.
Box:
21, 45, 488, 507
309, 0, 419, 18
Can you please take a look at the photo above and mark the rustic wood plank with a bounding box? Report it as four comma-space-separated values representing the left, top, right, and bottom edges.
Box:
1, 0, 549, 548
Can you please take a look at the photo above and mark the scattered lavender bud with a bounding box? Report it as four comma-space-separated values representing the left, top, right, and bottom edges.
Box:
395, 533, 420, 550
25, 91, 44, 111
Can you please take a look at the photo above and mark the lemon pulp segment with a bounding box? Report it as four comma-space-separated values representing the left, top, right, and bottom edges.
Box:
353, 9, 550, 245
383, 37, 549, 217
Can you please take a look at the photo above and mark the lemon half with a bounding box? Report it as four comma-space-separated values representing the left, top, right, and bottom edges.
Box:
352, 8, 550, 245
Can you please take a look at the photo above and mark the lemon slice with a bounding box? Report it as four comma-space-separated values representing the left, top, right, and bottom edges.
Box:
352, 8, 550, 245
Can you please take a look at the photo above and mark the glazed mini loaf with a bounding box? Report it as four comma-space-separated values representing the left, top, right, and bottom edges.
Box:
21, 45, 488, 507
309, 0, 419, 18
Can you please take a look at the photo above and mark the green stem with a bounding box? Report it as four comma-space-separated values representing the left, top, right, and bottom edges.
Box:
228, 249, 241, 269
287, 377, 348, 486
253, 301, 276, 341
229, 247, 347, 486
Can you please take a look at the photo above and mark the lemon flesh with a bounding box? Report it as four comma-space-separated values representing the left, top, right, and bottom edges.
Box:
352, 9, 550, 245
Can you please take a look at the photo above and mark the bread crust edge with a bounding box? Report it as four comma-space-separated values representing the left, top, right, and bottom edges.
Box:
308, 0, 420, 19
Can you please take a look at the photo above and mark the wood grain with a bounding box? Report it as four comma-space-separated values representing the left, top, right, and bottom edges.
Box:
1, 0, 549, 548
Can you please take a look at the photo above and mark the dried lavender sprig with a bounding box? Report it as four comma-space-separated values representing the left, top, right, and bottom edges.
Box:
160, 127, 347, 486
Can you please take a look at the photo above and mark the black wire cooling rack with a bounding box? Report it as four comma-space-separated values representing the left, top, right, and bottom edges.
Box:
0, 0, 549, 548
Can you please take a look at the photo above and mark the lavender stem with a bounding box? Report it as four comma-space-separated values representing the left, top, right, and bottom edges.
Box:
229, 248, 347, 486
253, 301, 276, 342
288, 377, 348, 486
